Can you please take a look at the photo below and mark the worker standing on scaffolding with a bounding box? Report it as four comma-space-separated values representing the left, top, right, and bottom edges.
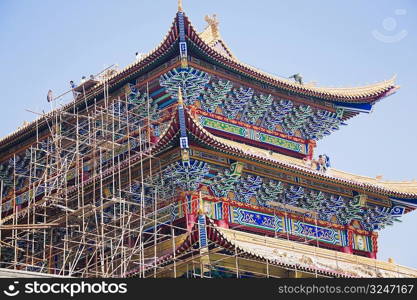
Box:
136, 52, 142, 61
46, 89, 53, 102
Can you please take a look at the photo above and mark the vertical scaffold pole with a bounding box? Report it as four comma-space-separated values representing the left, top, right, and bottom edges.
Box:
171, 226, 177, 278
0, 180, 3, 265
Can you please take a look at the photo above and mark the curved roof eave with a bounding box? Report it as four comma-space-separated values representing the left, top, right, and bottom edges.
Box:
0, 15, 180, 150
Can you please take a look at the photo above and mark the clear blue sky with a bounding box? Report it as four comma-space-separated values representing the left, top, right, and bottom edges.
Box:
1, 0, 416, 268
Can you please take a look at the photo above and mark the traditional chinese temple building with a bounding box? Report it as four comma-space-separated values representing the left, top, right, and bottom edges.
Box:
0, 4, 416, 278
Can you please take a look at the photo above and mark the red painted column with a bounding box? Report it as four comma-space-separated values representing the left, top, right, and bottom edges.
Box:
341, 246, 353, 254
186, 213, 196, 231
190, 194, 199, 215
150, 135, 158, 143
368, 232, 378, 259
307, 140, 316, 160
222, 200, 230, 227
214, 200, 230, 228
185, 193, 198, 231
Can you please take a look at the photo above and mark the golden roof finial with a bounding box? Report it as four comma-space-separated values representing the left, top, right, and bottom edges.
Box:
178, 0, 183, 12
178, 86, 183, 105
204, 14, 220, 40
388, 257, 395, 264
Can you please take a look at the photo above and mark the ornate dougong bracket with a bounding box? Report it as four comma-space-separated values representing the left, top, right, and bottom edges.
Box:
177, 87, 191, 166
230, 161, 244, 176
354, 194, 368, 207
210, 161, 244, 198
307, 140, 316, 160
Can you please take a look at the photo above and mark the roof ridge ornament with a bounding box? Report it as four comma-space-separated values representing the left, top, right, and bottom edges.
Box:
205, 14, 220, 40
178, 0, 183, 12
289, 73, 303, 85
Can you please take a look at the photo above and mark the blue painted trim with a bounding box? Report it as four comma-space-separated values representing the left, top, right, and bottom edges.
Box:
334, 102, 372, 113
158, 98, 177, 109
178, 105, 187, 138
150, 88, 166, 97
198, 215, 208, 248
389, 197, 417, 207
177, 12, 186, 42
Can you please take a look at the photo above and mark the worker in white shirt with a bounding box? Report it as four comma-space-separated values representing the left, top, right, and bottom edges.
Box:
47, 89, 53, 102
